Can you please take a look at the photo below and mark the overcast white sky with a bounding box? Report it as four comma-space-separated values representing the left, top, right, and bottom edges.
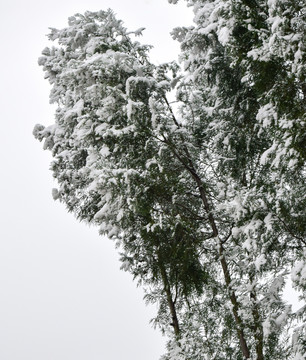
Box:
0, 1, 193, 359
0, 1, 303, 359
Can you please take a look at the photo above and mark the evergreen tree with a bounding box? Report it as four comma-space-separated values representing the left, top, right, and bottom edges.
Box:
34, 4, 305, 359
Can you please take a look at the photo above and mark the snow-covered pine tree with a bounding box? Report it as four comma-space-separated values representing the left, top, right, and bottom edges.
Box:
33, 8, 210, 349
34, 3, 305, 359
169, 0, 305, 359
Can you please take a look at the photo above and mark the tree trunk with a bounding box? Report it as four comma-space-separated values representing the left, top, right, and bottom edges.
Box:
250, 277, 264, 360
189, 167, 251, 359
163, 114, 251, 358
158, 256, 180, 337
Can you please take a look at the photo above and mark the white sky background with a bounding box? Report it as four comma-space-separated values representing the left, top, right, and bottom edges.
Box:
0, 1, 193, 359
0, 0, 303, 359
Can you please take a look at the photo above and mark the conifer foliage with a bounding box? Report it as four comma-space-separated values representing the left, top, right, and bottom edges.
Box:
34, 3, 305, 359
